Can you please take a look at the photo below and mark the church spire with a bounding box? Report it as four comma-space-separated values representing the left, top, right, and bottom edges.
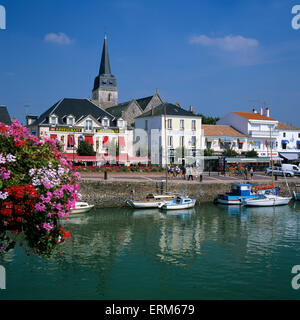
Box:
99, 33, 111, 75
92, 33, 118, 109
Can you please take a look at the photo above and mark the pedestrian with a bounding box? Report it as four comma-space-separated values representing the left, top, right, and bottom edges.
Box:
181, 164, 186, 179
187, 166, 194, 181
175, 165, 180, 177
244, 166, 248, 180
170, 166, 174, 179
250, 167, 254, 180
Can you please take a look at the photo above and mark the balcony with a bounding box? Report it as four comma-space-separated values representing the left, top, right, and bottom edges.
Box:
249, 130, 279, 138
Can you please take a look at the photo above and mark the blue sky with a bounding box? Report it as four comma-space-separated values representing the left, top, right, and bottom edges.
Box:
0, 0, 300, 126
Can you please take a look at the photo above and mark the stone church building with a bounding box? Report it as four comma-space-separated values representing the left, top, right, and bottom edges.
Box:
91, 34, 163, 127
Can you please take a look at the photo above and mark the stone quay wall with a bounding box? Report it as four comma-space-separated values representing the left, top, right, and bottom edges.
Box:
79, 179, 298, 208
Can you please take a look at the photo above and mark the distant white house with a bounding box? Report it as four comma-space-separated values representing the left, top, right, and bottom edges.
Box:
134, 103, 203, 167
276, 122, 300, 161
217, 108, 279, 158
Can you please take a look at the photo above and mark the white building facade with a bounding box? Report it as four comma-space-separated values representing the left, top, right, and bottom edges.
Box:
217, 108, 279, 158
134, 103, 203, 167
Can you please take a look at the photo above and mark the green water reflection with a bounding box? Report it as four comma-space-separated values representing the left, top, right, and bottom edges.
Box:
1, 202, 300, 299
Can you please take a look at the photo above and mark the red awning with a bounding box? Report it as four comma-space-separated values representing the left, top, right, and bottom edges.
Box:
118, 136, 125, 147
116, 153, 128, 162
103, 136, 109, 144
68, 135, 75, 146
50, 134, 57, 140
85, 136, 93, 145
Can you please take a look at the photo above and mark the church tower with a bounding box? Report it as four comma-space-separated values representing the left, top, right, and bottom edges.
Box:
92, 34, 118, 109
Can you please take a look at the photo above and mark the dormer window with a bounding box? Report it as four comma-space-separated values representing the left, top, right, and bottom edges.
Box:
67, 117, 74, 126
85, 120, 92, 131
118, 119, 124, 128
102, 118, 109, 127
50, 116, 57, 125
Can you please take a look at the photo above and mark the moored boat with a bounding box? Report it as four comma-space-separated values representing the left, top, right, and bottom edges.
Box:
127, 193, 175, 209
216, 184, 259, 205
242, 194, 292, 207
70, 202, 95, 214
159, 196, 196, 210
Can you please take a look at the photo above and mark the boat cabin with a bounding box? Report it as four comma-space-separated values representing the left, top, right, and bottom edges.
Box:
229, 184, 252, 197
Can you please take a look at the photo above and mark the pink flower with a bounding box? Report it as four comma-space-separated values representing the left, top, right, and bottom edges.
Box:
35, 202, 46, 212
43, 223, 54, 231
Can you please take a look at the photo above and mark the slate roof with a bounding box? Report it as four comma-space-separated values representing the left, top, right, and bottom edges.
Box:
31, 98, 115, 126
277, 122, 300, 131
106, 101, 133, 118
202, 125, 245, 137
136, 96, 153, 111
136, 103, 200, 118
233, 111, 276, 121
0, 106, 12, 125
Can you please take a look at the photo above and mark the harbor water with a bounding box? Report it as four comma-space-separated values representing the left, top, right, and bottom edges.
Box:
1, 202, 300, 299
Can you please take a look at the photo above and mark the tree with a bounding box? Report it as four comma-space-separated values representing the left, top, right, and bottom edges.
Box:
77, 140, 96, 156
204, 148, 214, 156
197, 113, 220, 125
243, 150, 258, 158
223, 147, 238, 157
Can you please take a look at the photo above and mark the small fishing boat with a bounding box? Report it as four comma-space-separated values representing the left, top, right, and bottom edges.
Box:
159, 196, 196, 210
293, 185, 300, 201
127, 193, 175, 209
70, 202, 94, 214
216, 184, 259, 205
242, 194, 292, 207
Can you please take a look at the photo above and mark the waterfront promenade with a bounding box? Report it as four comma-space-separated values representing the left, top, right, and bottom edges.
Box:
78, 171, 300, 208
80, 170, 300, 184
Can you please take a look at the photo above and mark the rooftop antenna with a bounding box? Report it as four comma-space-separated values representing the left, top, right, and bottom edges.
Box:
24, 104, 30, 125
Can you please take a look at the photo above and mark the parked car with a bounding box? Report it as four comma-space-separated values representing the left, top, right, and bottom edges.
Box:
281, 164, 300, 176
265, 166, 294, 177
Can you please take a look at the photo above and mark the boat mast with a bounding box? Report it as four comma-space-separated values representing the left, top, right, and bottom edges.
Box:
270, 125, 274, 187
164, 103, 168, 193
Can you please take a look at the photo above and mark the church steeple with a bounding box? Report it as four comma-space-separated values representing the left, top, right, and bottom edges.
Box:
99, 33, 111, 75
92, 33, 118, 109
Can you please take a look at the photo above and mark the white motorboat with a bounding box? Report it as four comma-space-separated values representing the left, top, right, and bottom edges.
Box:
127, 193, 175, 209
159, 196, 196, 210
70, 202, 94, 214
242, 194, 292, 207
293, 185, 300, 201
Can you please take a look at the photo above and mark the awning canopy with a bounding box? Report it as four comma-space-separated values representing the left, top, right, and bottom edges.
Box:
103, 136, 109, 144
50, 134, 57, 140
279, 153, 300, 161
85, 135, 93, 145
68, 135, 75, 146
118, 136, 125, 147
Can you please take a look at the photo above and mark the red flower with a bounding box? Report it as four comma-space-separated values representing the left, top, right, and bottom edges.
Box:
62, 232, 71, 239
15, 140, 28, 147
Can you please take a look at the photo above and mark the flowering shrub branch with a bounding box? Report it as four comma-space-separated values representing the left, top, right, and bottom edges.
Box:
0, 120, 81, 257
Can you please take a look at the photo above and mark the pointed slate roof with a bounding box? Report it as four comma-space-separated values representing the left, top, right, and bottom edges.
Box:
99, 33, 111, 75
31, 98, 115, 126
0, 106, 12, 125
93, 34, 117, 91
136, 103, 200, 118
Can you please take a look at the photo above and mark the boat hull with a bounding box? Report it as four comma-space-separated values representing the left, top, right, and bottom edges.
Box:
127, 200, 164, 209
242, 196, 292, 207
70, 204, 94, 214
160, 200, 196, 210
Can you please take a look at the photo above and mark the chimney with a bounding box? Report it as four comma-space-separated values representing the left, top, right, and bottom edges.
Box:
260, 107, 263, 115
189, 105, 194, 114
265, 107, 270, 117
151, 105, 154, 116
